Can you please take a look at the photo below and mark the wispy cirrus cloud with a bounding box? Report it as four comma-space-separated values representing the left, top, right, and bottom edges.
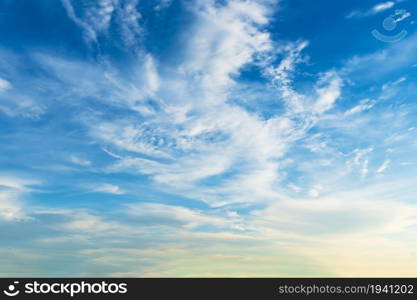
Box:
0, 77, 11, 92
0, 176, 39, 221
60, 0, 142, 49
346, 1, 395, 19
94, 183, 125, 195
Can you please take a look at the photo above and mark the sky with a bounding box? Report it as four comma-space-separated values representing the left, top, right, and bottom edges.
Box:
1, 0, 417, 277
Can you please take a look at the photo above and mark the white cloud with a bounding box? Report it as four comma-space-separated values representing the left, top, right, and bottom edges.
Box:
102, 148, 123, 159
73, 0, 345, 208
346, 1, 395, 18
0, 176, 39, 221
94, 183, 124, 195
36, 1, 307, 209
58, 211, 137, 237
78, 0, 297, 206
345, 99, 375, 116
372, 1, 395, 14
376, 159, 391, 173
0, 94, 45, 119
252, 194, 417, 237
61, 0, 142, 48
181, 0, 273, 99
348, 148, 374, 179
288, 184, 301, 193
266, 41, 309, 86
143, 55, 160, 95
126, 202, 232, 229
308, 188, 320, 198
69, 155, 92, 167
63, 213, 112, 232
313, 72, 343, 114
265, 41, 309, 113
0, 190, 25, 221
0, 176, 38, 191
60, 0, 101, 43
154, 0, 172, 11
93, 122, 173, 158
386, 9, 412, 24
115, 0, 142, 48
0, 77, 11, 92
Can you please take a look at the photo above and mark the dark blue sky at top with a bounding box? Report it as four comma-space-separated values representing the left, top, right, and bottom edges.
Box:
2, 0, 416, 69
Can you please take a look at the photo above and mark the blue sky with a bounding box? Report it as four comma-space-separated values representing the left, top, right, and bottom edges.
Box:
1, 0, 417, 277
